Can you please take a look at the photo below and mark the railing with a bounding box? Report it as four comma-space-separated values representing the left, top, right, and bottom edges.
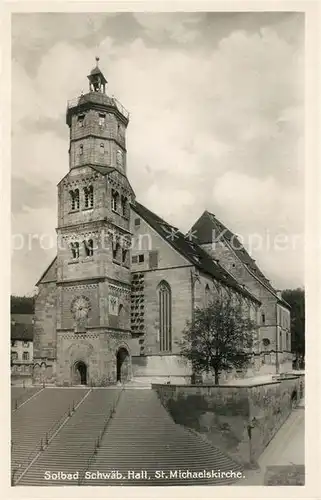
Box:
12, 401, 76, 485
67, 94, 129, 120
78, 385, 124, 485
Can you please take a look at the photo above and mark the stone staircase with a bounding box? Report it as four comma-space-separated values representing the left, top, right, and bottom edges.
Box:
11, 387, 43, 411
82, 389, 243, 486
11, 388, 89, 483
18, 388, 121, 486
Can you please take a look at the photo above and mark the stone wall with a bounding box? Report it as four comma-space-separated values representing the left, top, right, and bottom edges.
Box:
153, 375, 304, 467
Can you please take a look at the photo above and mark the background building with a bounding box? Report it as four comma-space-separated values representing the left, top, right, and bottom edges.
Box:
11, 314, 34, 386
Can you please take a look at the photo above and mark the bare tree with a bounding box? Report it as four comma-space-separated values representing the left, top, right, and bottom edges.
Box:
179, 295, 257, 384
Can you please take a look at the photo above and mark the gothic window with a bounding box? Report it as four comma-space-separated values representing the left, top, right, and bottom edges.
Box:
70, 189, 80, 210
78, 115, 85, 127
70, 242, 80, 259
79, 144, 83, 155
84, 185, 94, 208
158, 281, 172, 352
262, 313, 265, 324
205, 284, 211, 307
111, 190, 119, 212
121, 195, 128, 217
100, 143, 105, 154
23, 352, 29, 361
84, 239, 94, 257
98, 113, 106, 127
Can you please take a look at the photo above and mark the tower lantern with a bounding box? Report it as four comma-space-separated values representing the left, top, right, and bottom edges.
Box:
87, 57, 107, 93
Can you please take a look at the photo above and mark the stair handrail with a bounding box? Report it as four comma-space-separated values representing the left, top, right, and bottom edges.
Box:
78, 384, 124, 485
11, 437, 43, 485
12, 401, 76, 485
45, 402, 75, 444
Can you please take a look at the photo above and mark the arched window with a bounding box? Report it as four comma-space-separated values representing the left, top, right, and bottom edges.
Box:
121, 195, 128, 217
111, 189, 119, 212
158, 281, 172, 352
84, 185, 94, 208
70, 189, 79, 210
112, 241, 120, 262
84, 239, 94, 257
79, 144, 83, 155
70, 242, 80, 259
100, 143, 105, 154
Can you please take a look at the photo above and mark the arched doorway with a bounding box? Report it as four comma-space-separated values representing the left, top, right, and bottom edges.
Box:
74, 361, 88, 385
116, 348, 130, 383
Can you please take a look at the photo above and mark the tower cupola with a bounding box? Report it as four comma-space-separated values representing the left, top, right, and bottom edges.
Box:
87, 57, 107, 93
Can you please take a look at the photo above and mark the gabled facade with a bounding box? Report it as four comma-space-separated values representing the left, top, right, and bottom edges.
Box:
191, 211, 292, 373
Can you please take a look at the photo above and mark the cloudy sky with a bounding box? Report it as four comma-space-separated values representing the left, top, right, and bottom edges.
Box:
11, 11, 304, 296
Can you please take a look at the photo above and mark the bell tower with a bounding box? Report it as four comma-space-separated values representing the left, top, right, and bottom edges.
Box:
53, 59, 134, 386
66, 57, 128, 175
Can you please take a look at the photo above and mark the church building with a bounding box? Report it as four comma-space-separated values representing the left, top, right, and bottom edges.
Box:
33, 60, 292, 387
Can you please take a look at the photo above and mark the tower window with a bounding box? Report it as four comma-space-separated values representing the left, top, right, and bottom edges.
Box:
111, 190, 119, 212
78, 115, 85, 127
100, 143, 104, 154
70, 189, 80, 211
112, 241, 121, 262
84, 185, 94, 208
98, 113, 106, 127
121, 195, 128, 217
79, 144, 83, 155
138, 254, 144, 263
122, 248, 128, 266
84, 239, 94, 257
23, 352, 30, 361
262, 313, 265, 324
70, 242, 80, 259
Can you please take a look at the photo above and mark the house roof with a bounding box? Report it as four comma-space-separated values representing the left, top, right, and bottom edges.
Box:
11, 322, 34, 341
132, 201, 261, 305
36, 256, 57, 286
191, 210, 290, 308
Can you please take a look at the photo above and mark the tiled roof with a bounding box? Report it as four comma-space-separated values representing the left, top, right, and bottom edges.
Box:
11, 322, 34, 341
191, 211, 289, 308
132, 202, 261, 304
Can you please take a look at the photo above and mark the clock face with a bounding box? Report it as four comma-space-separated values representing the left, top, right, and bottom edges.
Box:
71, 296, 91, 321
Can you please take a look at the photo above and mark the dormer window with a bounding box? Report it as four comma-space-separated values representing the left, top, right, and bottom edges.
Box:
84, 185, 94, 208
70, 242, 80, 259
98, 113, 106, 127
78, 115, 85, 127
111, 190, 119, 212
70, 189, 80, 211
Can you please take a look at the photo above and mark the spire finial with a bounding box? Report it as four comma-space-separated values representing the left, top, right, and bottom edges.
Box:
95, 56, 100, 66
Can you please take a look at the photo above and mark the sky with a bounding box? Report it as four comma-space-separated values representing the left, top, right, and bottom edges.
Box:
11, 11, 304, 296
